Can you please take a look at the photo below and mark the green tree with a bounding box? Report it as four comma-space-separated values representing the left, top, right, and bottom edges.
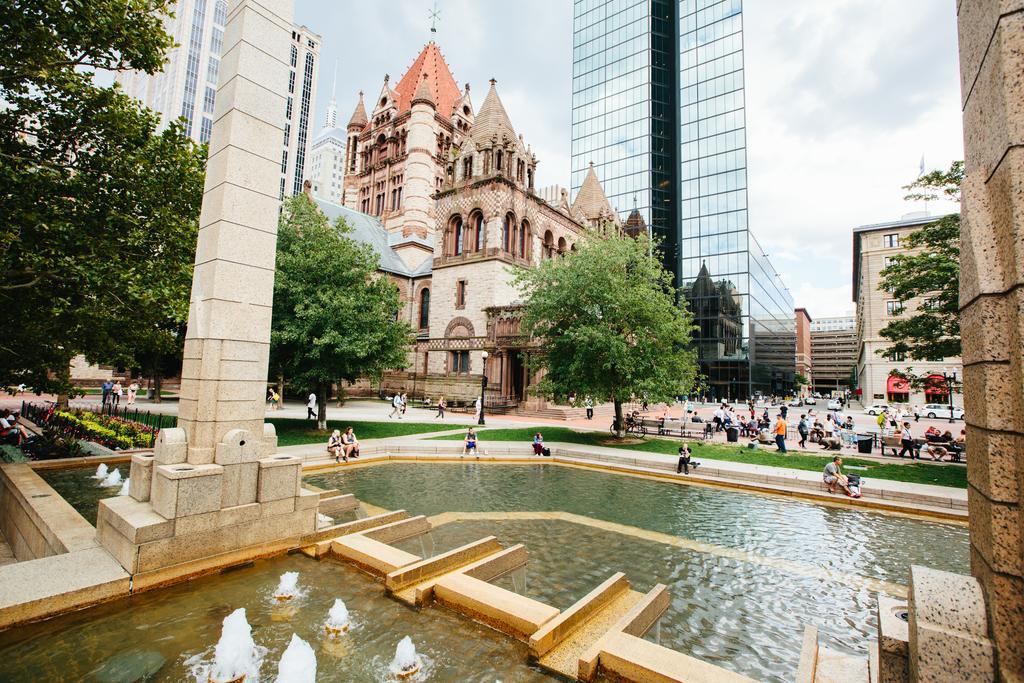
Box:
878, 161, 962, 361
794, 373, 810, 389
270, 195, 412, 430
514, 229, 698, 437
0, 1, 205, 394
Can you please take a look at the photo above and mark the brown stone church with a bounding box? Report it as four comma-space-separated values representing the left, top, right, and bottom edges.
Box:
310, 42, 624, 409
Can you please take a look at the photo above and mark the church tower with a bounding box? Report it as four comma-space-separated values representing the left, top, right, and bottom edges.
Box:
402, 74, 437, 242
342, 92, 367, 208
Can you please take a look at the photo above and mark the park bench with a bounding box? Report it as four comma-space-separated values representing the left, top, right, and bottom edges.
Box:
640, 417, 710, 441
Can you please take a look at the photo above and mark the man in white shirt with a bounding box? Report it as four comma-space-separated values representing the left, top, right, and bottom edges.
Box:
713, 406, 726, 432
306, 392, 317, 420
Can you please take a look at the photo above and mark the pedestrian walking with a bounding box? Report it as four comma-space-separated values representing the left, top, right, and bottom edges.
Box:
306, 391, 317, 420
774, 414, 788, 453
389, 393, 403, 419
435, 395, 447, 419
798, 414, 809, 449
111, 381, 123, 408
898, 421, 917, 460
584, 397, 594, 420
913, 405, 921, 422
400, 392, 408, 417
474, 395, 482, 422
127, 381, 138, 406
101, 379, 113, 408
780, 404, 788, 420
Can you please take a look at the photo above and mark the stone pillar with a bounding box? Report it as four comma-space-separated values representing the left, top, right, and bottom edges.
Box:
957, 2, 1024, 680
96, 0, 318, 582
176, 0, 295, 465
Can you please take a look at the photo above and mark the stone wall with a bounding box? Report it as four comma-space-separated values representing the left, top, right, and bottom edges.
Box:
0, 464, 100, 561
957, 1, 1024, 679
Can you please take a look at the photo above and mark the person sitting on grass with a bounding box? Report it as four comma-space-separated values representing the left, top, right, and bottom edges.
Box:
676, 444, 700, 474
342, 427, 360, 460
327, 430, 345, 463
463, 428, 478, 457
823, 456, 858, 497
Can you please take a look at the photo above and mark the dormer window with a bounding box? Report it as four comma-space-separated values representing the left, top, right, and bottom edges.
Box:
463, 105, 470, 116
462, 156, 472, 179
380, 97, 388, 107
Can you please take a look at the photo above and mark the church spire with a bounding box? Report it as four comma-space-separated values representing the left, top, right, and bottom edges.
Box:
325, 59, 339, 129
346, 90, 367, 130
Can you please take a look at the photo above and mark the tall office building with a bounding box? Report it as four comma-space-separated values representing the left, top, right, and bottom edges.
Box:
570, 0, 795, 399
116, 1, 320, 199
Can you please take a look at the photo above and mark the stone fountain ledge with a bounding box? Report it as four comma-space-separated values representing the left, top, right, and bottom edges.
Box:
289, 440, 968, 521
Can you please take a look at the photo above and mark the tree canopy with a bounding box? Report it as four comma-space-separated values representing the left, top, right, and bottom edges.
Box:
514, 228, 698, 436
878, 161, 962, 361
270, 195, 412, 429
0, 0, 205, 393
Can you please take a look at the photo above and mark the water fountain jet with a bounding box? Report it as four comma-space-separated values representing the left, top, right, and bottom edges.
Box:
388, 636, 422, 679
324, 599, 350, 635
273, 572, 299, 601
208, 608, 262, 683
274, 634, 315, 683
99, 468, 122, 487
92, 463, 109, 480
118, 478, 130, 496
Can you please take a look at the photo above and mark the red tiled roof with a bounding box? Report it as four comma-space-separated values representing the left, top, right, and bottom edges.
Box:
394, 41, 460, 116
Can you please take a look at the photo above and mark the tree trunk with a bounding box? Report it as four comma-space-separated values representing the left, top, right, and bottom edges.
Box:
335, 381, 346, 408
613, 398, 624, 438
153, 370, 163, 403
276, 373, 285, 410
56, 364, 71, 409
316, 381, 328, 431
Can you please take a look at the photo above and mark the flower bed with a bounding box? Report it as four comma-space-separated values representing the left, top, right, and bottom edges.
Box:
49, 410, 157, 450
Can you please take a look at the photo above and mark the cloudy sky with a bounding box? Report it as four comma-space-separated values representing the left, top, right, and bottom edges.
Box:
297, 0, 963, 319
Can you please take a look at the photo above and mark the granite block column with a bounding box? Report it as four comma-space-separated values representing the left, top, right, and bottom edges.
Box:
957, 1, 1024, 680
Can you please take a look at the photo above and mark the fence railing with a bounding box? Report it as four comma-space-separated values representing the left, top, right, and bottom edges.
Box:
20, 401, 172, 450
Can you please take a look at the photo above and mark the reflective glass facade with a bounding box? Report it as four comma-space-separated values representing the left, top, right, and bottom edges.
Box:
571, 0, 795, 400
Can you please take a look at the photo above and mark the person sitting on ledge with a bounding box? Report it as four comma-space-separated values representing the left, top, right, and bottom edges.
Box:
924, 442, 950, 462
0, 410, 28, 446
327, 430, 345, 463
342, 426, 360, 460
532, 432, 550, 457
823, 456, 857, 497
463, 428, 478, 457
676, 444, 700, 474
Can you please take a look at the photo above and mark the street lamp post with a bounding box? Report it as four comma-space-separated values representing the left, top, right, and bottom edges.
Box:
478, 351, 489, 426
942, 367, 958, 424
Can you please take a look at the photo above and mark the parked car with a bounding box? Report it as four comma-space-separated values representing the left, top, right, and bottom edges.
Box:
863, 404, 890, 415
787, 398, 803, 407
827, 399, 842, 410
803, 397, 816, 405
922, 403, 965, 420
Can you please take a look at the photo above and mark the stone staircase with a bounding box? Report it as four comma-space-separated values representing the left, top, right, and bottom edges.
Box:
305, 498, 758, 682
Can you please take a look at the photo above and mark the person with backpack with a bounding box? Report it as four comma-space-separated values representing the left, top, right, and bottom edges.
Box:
389, 393, 403, 419
797, 414, 810, 449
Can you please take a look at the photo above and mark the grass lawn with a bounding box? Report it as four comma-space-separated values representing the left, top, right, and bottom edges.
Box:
270, 418, 457, 447
429, 426, 967, 489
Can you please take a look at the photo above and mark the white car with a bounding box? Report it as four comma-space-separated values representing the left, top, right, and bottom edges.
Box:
922, 404, 965, 420
788, 398, 803, 407
803, 397, 816, 405
827, 399, 842, 410
863, 404, 890, 415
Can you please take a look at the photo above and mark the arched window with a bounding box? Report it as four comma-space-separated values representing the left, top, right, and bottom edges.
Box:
451, 216, 464, 256
495, 150, 503, 174
462, 156, 472, 179
520, 219, 530, 258
543, 230, 554, 259
557, 236, 567, 256
503, 212, 515, 253
471, 211, 485, 252
418, 289, 430, 329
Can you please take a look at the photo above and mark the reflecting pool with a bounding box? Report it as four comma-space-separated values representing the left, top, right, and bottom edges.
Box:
0, 553, 553, 682
305, 462, 969, 681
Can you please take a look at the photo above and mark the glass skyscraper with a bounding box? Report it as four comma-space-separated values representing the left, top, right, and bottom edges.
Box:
571, 0, 795, 400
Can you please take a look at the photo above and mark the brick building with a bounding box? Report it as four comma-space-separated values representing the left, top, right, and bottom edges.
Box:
314, 42, 618, 406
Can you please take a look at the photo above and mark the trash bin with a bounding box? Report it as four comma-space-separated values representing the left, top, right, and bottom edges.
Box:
857, 435, 874, 454
726, 427, 739, 443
